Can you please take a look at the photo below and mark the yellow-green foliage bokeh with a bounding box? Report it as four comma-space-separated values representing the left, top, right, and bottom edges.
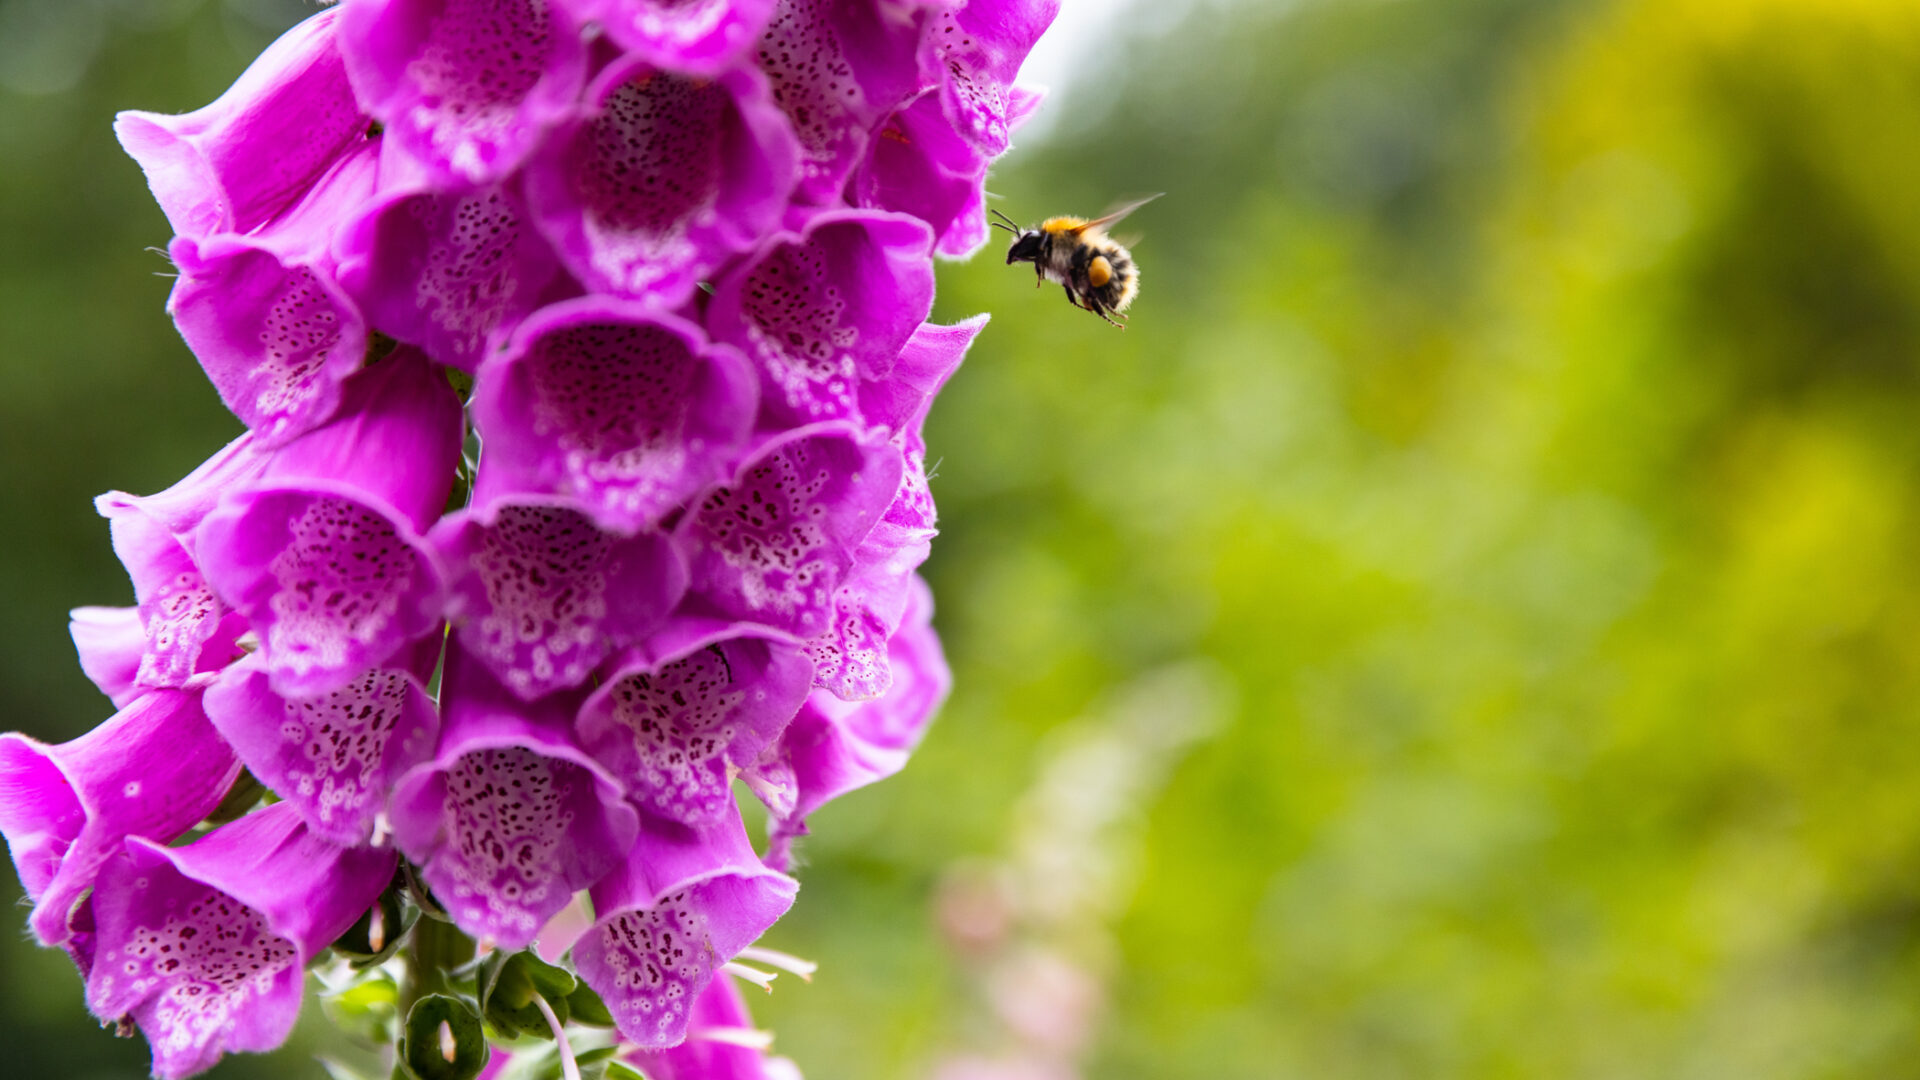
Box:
7, 0, 1920, 1077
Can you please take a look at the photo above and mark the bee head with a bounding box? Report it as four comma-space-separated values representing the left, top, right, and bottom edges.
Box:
1005, 231, 1043, 265
991, 208, 1039, 264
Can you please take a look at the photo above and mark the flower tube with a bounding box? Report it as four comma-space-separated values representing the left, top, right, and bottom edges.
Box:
388, 643, 639, 948
706, 209, 936, 429
203, 636, 443, 845
578, 634, 813, 826
471, 299, 758, 534
525, 56, 798, 304
85, 803, 395, 1079
433, 495, 688, 699
573, 811, 797, 1048
0, 687, 239, 946
338, 0, 590, 186
114, 7, 368, 239
195, 348, 462, 697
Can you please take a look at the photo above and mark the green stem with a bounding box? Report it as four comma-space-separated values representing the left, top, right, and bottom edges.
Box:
401, 914, 475, 1015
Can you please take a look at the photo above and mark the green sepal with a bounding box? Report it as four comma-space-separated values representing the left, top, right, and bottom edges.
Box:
402, 859, 453, 923
579, 1048, 647, 1080
521, 1045, 646, 1080
444, 365, 474, 399
334, 880, 415, 969
564, 979, 615, 1028
477, 949, 577, 1040
367, 331, 401, 366
319, 970, 400, 1046
398, 994, 490, 1080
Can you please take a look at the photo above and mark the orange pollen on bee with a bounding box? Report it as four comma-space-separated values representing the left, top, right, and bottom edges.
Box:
1087, 255, 1113, 288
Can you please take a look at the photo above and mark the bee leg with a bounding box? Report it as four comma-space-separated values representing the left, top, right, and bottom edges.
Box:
1090, 298, 1124, 329
1062, 284, 1080, 308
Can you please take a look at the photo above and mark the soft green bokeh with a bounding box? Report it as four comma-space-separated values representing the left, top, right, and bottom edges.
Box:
7, 0, 1920, 1076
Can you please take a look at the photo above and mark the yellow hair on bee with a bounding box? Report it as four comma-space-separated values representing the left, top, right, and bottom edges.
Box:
1040, 216, 1086, 235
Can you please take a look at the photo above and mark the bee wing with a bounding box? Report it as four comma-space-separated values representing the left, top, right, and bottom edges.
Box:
1080, 192, 1164, 232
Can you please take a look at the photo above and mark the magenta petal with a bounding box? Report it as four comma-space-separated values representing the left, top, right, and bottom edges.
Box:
805, 523, 926, 700
675, 423, 905, 640
856, 314, 985, 437
759, 0, 926, 203
70, 607, 148, 708
95, 432, 267, 543
919, 0, 1058, 156
434, 498, 689, 699
86, 804, 393, 1080
575, 812, 797, 1048
473, 300, 757, 533
249, 347, 465, 533
624, 975, 782, 1080
196, 486, 449, 699
707, 209, 935, 428
0, 687, 239, 946
577, 636, 812, 826
853, 88, 991, 257
335, 169, 561, 373
114, 8, 368, 238
804, 323, 961, 700
338, 0, 588, 185
100, 509, 237, 690
525, 58, 798, 305
92, 436, 268, 693
194, 352, 460, 698
166, 144, 381, 445
756, 576, 947, 857
204, 652, 441, 845
568, 0, 776, 74
388, 645, 639, 948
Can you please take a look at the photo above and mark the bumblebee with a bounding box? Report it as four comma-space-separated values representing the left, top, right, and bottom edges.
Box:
993, 194, 1161, 327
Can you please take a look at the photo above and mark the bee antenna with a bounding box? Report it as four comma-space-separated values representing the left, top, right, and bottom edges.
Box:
989, 219, 1019, 234
989, 208, 1021, 229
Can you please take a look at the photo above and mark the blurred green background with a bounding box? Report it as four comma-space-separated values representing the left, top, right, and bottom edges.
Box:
10, 0, 1920, 1076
